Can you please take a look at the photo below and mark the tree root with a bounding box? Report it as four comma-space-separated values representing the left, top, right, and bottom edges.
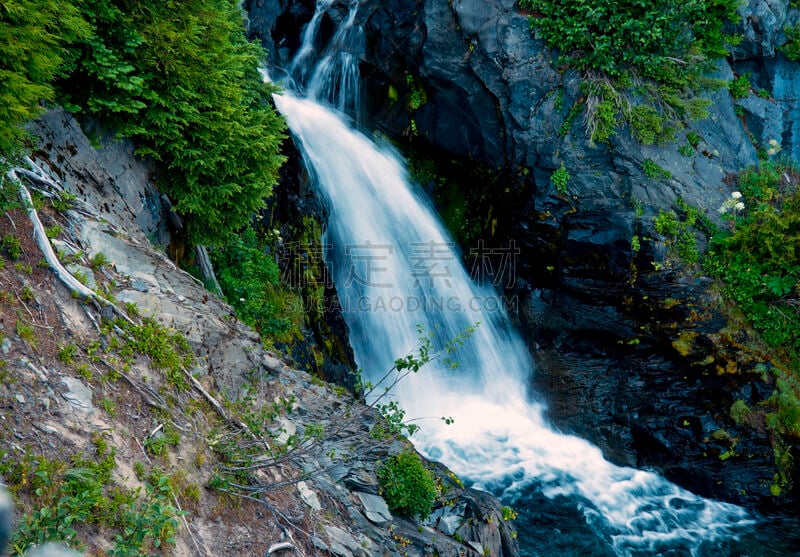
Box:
7, 167, 135, 326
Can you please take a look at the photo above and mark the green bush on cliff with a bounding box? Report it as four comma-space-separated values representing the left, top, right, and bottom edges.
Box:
59, 0, 286, 246
0, 0, 88, 157
210, 225, 304, 343
521, 0, 738, 81
705, 160, 800, 356
704, 160, 800, 479
1, 0, 286, 247
522, 0, 740, 143
378, 449, 437, 519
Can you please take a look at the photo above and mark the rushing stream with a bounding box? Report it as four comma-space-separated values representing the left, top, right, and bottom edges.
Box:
267, 1, 776, 554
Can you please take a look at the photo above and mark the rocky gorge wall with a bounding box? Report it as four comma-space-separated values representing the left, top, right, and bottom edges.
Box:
245, 0, 800, 512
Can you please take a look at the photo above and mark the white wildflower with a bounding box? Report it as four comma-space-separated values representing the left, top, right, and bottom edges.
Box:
719, 192, 746, 215
767, 139, 782, 156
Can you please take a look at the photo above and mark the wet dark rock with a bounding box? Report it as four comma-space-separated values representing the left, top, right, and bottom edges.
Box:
732, 55, 800, 161
527, 273, 796, 510
267, 136, 358, 387
729, 0, 791, 60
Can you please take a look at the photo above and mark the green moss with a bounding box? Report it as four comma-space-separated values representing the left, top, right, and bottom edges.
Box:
559, 102, 584, 137
630, 105, 666, 145
730, 399, 752, 424
672, 331, 698, 357
780, 23, 800, 61
729, 74, 751, 99
551, 165, 570, 194
642, 160, 672, 180
405, 73, 427, 112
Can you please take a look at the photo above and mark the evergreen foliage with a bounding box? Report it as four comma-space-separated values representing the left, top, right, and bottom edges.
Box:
2, 0, 285, 246
0, 0, 88, 156
60, 0, 286, 245
210, 225, 303, 342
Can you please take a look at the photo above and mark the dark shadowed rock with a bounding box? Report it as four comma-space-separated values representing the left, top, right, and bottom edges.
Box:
730, 0, 790, 60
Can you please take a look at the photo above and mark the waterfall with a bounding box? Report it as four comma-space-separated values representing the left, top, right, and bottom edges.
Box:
288, 0, 364, 118
271, 1, 755, 554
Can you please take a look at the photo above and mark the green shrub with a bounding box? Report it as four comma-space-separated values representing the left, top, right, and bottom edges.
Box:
780, 23, 800, 61
590, 98, 617, 144
630, 105, 666, 145
686, 131, 702, 147
729, 74, 751, 99
1, 0, 286, 244
654, 199, 711, 265
551, 165, 570, 194
522, 0, 738, 143
209, 223, 310, 343
704, 161, 800, 457
1, 443, 180, 555
377, 450, 437, 519
521, 0, 738, 81
58, 0, 286, 246
654, 210, 681, 236
126, 318, 193, 390
704, 161, 800, 355
1, 234, 22, 259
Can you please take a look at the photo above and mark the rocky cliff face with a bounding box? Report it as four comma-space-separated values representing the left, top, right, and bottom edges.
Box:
245, 0, 800, 511
0, 109, 518, 556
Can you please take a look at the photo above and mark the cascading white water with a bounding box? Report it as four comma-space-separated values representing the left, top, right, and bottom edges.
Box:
273, 1, 755, 554
288, 0, 364, 118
